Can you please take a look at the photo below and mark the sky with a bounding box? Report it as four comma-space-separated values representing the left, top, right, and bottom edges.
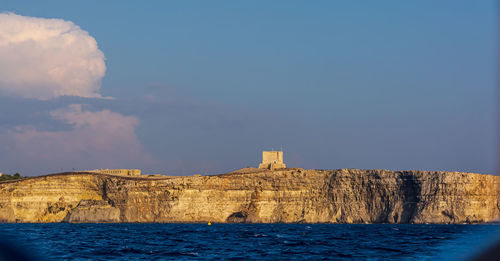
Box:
0, 1, 497, 176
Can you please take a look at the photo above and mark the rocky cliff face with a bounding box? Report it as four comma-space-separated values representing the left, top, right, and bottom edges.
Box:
0, 168, 498, 223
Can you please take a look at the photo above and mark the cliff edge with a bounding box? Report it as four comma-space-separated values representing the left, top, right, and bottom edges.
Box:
0, 169, 498, 223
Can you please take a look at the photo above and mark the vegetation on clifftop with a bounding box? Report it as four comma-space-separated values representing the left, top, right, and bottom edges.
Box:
0, 173, 23, 182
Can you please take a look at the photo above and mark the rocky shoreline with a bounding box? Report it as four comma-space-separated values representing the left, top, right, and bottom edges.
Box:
0, 168, 498, 223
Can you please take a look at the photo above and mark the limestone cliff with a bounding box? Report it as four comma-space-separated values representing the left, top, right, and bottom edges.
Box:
0, 169, 498, 223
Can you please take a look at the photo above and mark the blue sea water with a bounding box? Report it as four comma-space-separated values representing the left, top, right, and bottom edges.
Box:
0, 224, 499, 260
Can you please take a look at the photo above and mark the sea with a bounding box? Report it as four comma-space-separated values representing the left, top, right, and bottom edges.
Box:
0, 223, 499, 260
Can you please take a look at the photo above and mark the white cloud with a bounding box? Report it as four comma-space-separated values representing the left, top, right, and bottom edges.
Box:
0, 12, 106, 100
0, 104, 155, 175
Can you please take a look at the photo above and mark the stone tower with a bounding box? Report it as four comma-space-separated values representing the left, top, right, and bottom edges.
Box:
259, 151, 286, 170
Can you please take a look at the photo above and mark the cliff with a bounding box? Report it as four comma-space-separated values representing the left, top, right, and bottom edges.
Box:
0, 168, 498, 224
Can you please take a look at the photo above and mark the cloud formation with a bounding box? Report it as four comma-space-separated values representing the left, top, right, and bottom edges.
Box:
0, 104, 154, 175
0, 12, 106, 100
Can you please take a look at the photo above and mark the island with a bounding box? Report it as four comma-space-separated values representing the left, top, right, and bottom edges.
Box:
0, 151, 498, 224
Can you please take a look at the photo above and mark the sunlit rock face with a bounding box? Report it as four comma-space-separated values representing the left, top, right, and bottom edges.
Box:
0, 169, 498, 223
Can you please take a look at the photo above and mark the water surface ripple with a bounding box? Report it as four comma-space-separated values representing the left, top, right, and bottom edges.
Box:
0, 223, 499, 260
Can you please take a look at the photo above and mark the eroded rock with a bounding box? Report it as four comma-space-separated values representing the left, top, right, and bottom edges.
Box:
64, 200, 120, 223
0, 169, 498, 223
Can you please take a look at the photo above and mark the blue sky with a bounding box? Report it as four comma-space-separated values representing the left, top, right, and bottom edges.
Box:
0, 1, 497, 175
